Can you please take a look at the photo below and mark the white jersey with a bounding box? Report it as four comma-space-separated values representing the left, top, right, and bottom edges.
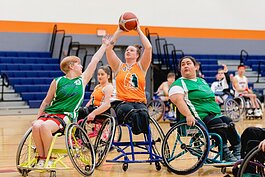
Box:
233, 75, 248, 97
211, 77, 229, 93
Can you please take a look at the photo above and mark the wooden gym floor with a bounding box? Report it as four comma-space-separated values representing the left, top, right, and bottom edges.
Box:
0, 114, 264, 177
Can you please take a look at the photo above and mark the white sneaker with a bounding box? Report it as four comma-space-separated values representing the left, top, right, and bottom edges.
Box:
247, 109, 253, 116
45, 160, 54, 168
35, 159, 45, 168
254, 109, 262, 117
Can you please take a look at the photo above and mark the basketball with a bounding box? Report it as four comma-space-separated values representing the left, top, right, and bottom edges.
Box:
119, 12, 138, 32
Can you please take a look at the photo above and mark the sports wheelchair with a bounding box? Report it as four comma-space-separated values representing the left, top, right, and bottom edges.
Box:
106, 103, 166, 171
79, 114, 117, 167
236, 145, 265, 177
147, 93, 176, 121
224, 95, 263, 121
16, 114, 116, 177
161, 118, 237, 175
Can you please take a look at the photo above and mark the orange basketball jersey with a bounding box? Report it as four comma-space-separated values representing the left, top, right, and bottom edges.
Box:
115, 63, 146, 103
90, 84, 105, 106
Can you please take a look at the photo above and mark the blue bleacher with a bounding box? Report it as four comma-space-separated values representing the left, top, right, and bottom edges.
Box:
0, 51, 92, 108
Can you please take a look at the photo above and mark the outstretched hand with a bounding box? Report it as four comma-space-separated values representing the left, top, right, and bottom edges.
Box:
259, 139, 265, 152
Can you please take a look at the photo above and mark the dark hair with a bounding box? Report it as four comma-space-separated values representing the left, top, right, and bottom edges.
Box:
178, 56, 197, 70
133, 44, 143, 62
98, 65, 112, 83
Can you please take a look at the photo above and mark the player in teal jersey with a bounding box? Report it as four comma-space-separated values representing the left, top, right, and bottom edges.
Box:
32, 36, 109, 168
169, 56, 241, 162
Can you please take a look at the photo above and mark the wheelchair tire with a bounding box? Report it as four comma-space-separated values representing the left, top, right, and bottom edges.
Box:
162, 120, 210, 175
94, 115, 115, 167
224, 98, 241, 122
237, 146, 265, 177
148, 116, 166, 159
16, 127, 35, 174
147, 99, 165, 121
65, 123, 95, 176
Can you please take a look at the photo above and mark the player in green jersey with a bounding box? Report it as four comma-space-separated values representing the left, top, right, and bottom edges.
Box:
32, 36, 109, 168
169, 56, 241, 162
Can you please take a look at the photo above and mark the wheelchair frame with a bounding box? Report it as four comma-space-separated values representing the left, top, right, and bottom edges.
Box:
161, 119, 234, 175
106, 108, 165, 171
16, 122, 96, 177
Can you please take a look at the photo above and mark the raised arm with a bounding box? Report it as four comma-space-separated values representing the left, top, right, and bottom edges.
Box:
136, 23, 152, 72
105, 28, 123, 73
82, 37, 108, 85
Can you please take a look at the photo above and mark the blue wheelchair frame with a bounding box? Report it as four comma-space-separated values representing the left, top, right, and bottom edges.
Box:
106, 108, 165, 171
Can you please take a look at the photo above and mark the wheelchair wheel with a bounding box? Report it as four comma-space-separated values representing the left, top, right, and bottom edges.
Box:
66, 123, 95, 176
234, 97, 245, 116
237, 146, 265, 177
16, 127, 36, 174
147, 99, 165, 121
114, 125, 122, 143
94, 115, 115, 167
162, 120, 210, 175
148, 116, 166, 155
224, 98, 241, 122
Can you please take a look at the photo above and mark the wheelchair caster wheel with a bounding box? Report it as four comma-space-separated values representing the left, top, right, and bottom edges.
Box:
50, 171, 56, 177
22, 170, 29, 177
221, 167, 226, 174
155, 162, 161, 171
122, 163, 128, 171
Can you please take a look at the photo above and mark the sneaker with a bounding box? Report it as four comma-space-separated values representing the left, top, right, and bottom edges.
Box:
247, 109, 253, 116
168, 111, 174, 118
44, 160, 54, 168
223, 145, 237, 162
232, 144, 241, 160
35, 159, 45, 168
254, 109, 262, 117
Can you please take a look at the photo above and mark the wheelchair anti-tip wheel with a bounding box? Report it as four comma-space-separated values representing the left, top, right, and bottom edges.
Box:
66, 123, 95, 176
162, 120, 210, 175
147, 99, 165, 121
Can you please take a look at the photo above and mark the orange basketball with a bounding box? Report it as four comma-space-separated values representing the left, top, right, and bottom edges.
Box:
119, 12, 138, 32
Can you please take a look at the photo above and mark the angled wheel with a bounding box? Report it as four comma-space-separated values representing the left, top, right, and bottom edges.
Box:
147, 99, 165, 121
224, 98, 241, 122
162, 120, 210, 175
16, 127, 36, 174
66, 123, 95, 176
148, 116, 166, 159
237, 146, 265, 177
94, 114, 115, 167
234, 97, 245, 117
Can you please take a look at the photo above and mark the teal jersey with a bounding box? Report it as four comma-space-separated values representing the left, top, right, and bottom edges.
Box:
170, 77, 221, 120
44, 76, 84, 122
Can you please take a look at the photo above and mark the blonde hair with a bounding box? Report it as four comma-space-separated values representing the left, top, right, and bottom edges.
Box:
60, 56, 81, 74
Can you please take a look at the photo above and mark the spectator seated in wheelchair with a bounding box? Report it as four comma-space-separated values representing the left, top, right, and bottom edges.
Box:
105, 22, 152, 135
31, 39, 107, 168
169, 56, 241, 162
211, 64, 233, 105
155, 72, 176, 118
232, 64, 263, 117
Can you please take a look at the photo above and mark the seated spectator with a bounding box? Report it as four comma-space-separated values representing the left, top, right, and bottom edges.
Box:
233, 65, 262, 117
211, 64, 232, 104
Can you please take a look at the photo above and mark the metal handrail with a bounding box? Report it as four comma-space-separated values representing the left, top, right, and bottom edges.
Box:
256, 61, 265, 83
163, 43, 176, 70
240, 49, 248, 65
1, 73, 9, 101
49, 24, 57, 55
155, 38, 167, 65
172, 50, 185, 74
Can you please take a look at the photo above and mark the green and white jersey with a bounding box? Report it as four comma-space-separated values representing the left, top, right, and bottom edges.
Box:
44, 76, 85, 122
169, 77, 221, 120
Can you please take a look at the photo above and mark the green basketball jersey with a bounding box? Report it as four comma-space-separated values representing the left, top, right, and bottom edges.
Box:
170, 77, 221, 120
44, 76, 84, 122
